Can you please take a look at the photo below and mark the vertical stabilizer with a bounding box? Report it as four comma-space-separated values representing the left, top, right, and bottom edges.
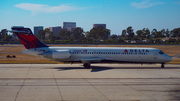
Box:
10, 26, 48, 49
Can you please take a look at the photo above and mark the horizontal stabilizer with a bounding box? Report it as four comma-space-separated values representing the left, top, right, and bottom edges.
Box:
7, 30, 30, 33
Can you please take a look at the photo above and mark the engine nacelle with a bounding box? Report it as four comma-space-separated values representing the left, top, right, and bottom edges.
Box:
43, 50, 71, 60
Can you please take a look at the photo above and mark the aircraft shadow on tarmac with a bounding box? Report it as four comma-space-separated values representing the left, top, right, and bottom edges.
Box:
50, 65, 180, 72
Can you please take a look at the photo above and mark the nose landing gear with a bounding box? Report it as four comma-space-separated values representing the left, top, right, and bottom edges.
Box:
161, 63, 164, 68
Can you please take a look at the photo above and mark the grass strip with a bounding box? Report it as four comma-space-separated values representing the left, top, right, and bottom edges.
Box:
0, 59, 60, 64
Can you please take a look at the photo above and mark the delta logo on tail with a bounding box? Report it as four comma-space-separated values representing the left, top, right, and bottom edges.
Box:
11, 27, 48, 49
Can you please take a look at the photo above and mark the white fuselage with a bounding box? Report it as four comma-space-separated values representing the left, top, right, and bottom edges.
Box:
22, 47, 172, 64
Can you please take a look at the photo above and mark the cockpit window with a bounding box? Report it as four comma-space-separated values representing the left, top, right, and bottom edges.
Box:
159, 51, 164, 54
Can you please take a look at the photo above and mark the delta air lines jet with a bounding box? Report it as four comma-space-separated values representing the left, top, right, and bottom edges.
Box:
8, 26, 172, 68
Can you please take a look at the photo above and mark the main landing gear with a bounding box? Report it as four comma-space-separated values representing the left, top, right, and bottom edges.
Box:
83, 63, 91, 68
161, 63, 165, 68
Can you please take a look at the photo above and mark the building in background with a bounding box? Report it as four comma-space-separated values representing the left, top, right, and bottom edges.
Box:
62, 22, 76, 30
34, 26, 43, 35
48, 26, 61, 36
67, 28, 76, 32
34, 22, 77, 36
93, 24, 106, 29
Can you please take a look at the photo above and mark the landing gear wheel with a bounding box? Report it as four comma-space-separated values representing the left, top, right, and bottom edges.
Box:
161, 63, 164, 68
83, 63, 91, 68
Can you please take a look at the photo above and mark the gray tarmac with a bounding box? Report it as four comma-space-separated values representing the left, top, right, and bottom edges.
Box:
0, 64, 180, 101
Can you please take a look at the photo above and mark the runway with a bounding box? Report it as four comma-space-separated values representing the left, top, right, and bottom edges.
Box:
0, 64, 180, 101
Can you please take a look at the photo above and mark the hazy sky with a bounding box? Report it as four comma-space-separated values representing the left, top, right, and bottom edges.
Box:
0, 0, 180, 35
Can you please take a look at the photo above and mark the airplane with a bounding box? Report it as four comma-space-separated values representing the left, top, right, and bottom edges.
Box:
8, 26, 172, 68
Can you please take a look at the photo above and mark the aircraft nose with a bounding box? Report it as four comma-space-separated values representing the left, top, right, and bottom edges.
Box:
166, 56, 173, 62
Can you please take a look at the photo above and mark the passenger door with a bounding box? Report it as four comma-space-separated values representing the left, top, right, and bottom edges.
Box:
154, 54, 157, 59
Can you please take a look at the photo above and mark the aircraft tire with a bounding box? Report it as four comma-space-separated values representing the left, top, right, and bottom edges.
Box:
83, 63, 91, 68
161, 63, 164, 68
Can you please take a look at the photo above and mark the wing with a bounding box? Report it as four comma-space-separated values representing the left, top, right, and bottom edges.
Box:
75, 57, 105, 63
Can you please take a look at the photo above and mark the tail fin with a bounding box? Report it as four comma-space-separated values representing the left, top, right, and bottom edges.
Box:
10, 26, 48, 49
